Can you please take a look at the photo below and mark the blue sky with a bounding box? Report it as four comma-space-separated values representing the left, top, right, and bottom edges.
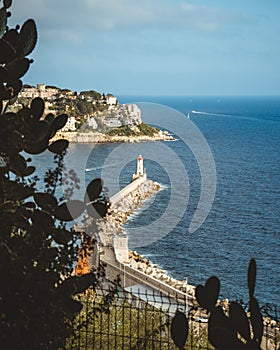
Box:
11, 0, 280, 96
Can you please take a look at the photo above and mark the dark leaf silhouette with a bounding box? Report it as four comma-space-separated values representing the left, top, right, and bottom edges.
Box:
24, 138, 49, 154
196, 259, 264, 349
0, 186, 4, 203
9, 154, 26, 176
2, 28, 19, 51
8, 95, 17, 106
23, 165, 35, 176
2, 177, 33, 201
248, 258, 256, 298
229, 301, 250, 340
32, 209, 54, 229
22, 201, 36, 210
30, 97, 44, 119
1, 200, 16, 211
52, 228, 73, 245
0, 83, 9, 100
249, 296, 263, 344
0, 38, 16, 64
4, 0, 12, 9
44, 112, 55, 124
63, 298, 83, 318
48, 139, 69, 154
5, 57, 30, 80
31, 120, 49, 141
171, 310, 188, 349
34, 192, 58, 210
0, 7, 7, 37
208, 306, 231, 331
0, 4, 109, 350
0, 66, 8, 81
18, 19, 37, 57
195, 276, 220, 311
49, 113, 68, 135
60, 273, 97, 295
6, 79, 22, 98
54, 200, 86, 221
85, 178, 103, 203
17, 106, 31, 119
209, 327, 243, 350
86, 201, 108, 219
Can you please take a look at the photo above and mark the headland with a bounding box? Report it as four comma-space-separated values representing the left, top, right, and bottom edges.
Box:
52, 130, 175, 143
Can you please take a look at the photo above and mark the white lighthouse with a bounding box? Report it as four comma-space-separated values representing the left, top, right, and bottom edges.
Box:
132, 155, 146, 181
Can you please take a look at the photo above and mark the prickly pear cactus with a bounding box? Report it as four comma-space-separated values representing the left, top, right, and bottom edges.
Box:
195, 258, 263, 350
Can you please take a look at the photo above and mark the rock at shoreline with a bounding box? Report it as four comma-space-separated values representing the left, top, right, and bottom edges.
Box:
98, 180, 160, 237
51, 131, 175, 143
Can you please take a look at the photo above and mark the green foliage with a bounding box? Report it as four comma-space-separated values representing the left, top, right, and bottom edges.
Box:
0, 2, 110, 349
108, 123, 158, 137
108, 125, 137, 137
138, 122, 159, 136
66, 290, 216, 350
66, 290, 172, 350
80, 90, 102, 100
51, 97, 107, 124
45, 84, 60, 90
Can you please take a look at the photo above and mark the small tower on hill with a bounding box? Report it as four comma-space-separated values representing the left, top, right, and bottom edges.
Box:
132, 155, 146, 181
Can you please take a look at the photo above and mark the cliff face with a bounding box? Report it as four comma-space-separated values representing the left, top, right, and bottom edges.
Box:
78, 103, 142, 133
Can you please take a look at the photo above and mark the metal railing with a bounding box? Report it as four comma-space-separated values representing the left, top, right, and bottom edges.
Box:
66, 287, 279, 350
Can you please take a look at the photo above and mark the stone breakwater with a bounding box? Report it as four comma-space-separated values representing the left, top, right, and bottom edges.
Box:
126, 250, 196, 298
95, 179, 196, 298
97, 180, 161, 239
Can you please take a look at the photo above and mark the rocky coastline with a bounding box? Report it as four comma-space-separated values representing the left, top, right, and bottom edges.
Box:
52, 130, 175, 143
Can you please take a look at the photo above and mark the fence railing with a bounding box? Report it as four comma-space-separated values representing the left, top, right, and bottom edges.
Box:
66, 287, 279, 350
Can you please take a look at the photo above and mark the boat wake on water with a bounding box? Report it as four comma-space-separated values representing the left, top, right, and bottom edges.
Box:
191, 110, 273, 122
85, 163, 119, 172
192, 110, 240, 117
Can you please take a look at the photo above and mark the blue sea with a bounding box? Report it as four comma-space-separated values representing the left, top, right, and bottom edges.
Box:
34, 96, 280, 307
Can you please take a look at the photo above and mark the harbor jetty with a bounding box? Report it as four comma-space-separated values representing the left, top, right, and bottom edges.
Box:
75, 157, 280, 345
76, 155, 195, 306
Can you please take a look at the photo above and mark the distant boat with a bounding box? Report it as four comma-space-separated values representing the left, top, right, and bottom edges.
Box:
192, 110, 198, 113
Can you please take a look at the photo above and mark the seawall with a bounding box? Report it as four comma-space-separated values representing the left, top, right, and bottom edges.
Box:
96, 178, 159, 244
110, 176, 147, 206
90, 177, 196, 304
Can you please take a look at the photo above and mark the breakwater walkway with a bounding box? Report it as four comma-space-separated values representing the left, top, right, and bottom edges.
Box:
87, 156, 196, 306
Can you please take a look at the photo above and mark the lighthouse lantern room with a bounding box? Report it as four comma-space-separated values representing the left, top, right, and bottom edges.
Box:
132, 155, 146, 181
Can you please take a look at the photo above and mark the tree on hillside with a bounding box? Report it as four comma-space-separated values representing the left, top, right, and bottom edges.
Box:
79, 90, 102, 100
0, 1, 111, 349
46, 85, 60, 90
